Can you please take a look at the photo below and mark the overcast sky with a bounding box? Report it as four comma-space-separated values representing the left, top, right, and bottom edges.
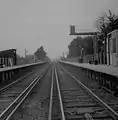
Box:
0, 0, 118, 59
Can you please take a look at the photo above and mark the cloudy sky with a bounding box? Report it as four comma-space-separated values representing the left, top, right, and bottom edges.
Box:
0, 0, 118, 59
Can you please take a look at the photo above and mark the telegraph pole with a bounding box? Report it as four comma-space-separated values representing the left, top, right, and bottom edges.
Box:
25, 48, 28, 58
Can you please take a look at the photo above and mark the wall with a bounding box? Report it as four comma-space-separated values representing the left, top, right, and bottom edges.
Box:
83, 54, 93, 63
66, 55, 93, 63
66, 57, 79, 63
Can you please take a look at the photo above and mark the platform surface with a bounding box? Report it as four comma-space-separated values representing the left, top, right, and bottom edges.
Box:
61, 61, 118, 78
0, 61, 45, 72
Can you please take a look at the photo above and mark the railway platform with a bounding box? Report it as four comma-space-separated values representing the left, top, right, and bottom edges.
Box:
0, 61, 47, 84
60, 61, 118, 95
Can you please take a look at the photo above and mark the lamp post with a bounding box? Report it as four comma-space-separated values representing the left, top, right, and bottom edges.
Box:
24, 48, 28, 64
25, 48, 28, 59
102, 40, 105, 64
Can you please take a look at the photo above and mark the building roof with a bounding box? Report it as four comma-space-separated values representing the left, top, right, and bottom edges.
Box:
0, 49, 16, 57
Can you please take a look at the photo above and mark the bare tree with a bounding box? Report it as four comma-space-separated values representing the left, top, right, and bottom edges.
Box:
96, 10, 117, 40
95, 10, 118, 64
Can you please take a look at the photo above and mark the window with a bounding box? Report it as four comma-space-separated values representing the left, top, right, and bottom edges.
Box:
112, 37, 116, 53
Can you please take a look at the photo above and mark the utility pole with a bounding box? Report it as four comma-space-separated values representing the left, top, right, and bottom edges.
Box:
25, 48, 28, 58
63, 52, 64, 58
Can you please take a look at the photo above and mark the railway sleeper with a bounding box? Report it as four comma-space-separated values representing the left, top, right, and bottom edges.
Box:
64, 103, 102, 108
53, 112, 112, 120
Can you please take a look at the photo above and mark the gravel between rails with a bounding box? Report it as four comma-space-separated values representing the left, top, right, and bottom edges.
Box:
11, 65, 52, 120
59, 63, 118, 110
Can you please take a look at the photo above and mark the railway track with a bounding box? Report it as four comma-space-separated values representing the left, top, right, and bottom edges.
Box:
0, 65, 49, 120
1, 63, 118, 120
48, 64, 118, 120
11, 63, 54, 120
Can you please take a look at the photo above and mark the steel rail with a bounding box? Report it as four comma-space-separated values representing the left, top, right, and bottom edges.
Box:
5, 72, 45, 120
48, 66, 54, 120
55, 68, 66, 120
62, 67, 118, 120
0, 68, 48, 120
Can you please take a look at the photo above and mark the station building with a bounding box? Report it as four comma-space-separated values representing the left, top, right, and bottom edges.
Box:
107, 30, 118, 66
0, 49, 17, 67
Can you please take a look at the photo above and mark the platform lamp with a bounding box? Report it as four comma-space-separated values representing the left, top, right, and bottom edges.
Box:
25, 48, 28, 59
14, 49, 17, 65
102, 38, 107, 65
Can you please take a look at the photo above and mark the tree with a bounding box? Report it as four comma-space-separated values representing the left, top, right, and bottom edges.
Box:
83, 36, 93, 55
96, 10, 118, 63
96, 10, 117, 41
34, 46, 47, 61
106, 10, 117, 32
67, 36, 93, 58
68, 37, 83, 57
